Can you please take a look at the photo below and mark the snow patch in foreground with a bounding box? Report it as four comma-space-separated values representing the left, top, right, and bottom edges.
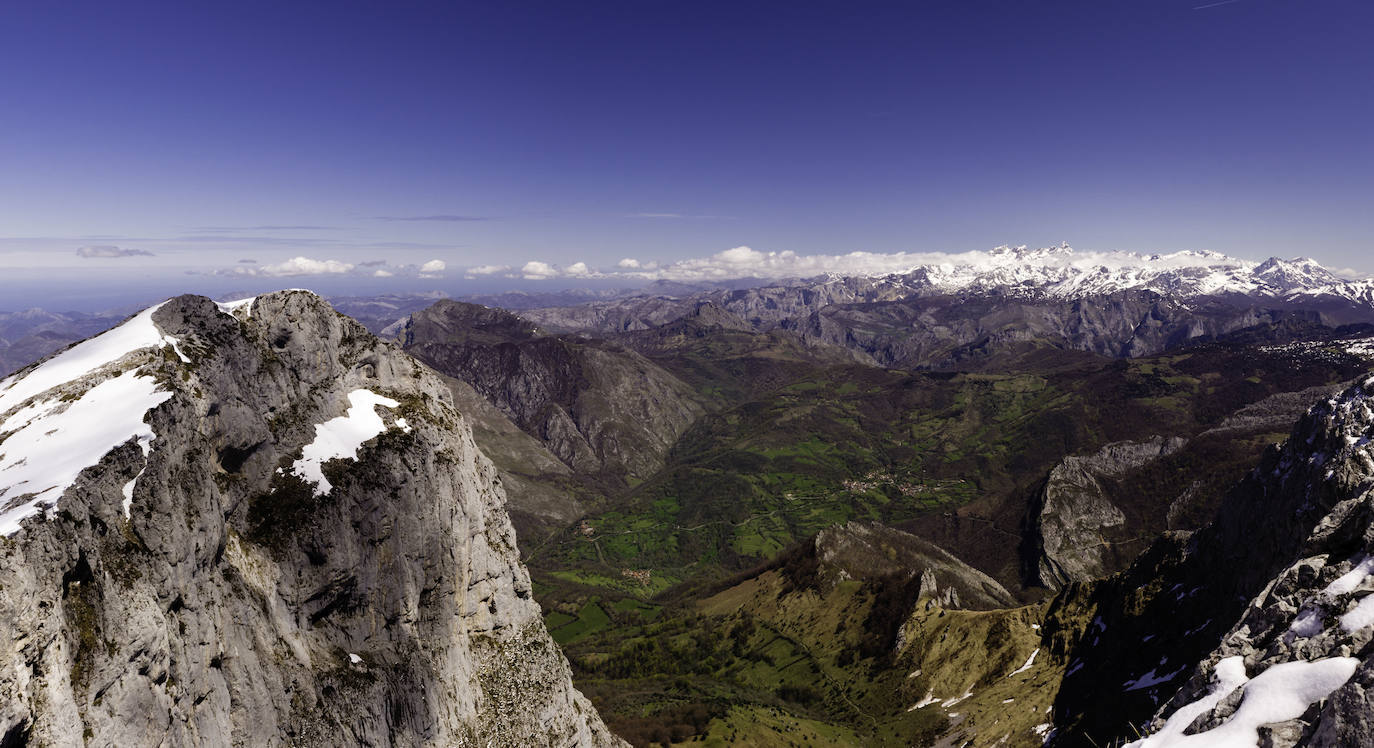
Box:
0, 371, 172, 535
293, 389, 403, 495
1126, 655, 1358, 747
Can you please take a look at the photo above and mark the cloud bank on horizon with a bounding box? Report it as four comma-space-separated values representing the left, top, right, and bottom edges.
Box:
218, 256, 452, 279
76, 245, 155, 258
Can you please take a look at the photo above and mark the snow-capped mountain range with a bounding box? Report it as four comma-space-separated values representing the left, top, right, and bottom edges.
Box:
836, 243, 1372, 304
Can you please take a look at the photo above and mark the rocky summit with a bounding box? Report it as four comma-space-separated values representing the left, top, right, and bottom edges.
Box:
0, 291, 621, 747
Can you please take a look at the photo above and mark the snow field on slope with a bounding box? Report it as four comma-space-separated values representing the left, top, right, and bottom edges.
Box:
292, 389, 408, 495
1127, 655, 1359, 747
0, 370, 172, 535
0, 302, 175, 417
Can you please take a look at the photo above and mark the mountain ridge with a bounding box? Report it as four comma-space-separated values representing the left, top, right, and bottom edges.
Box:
0, 291, 622, 746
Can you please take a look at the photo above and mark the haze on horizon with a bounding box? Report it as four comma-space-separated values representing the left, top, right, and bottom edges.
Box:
2, 0, 1372, 311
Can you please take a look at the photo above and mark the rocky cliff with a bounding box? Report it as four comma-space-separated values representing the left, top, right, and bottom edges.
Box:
1045, 372, 1374, 746
403, 300, 705, 481
0, 291, 621, 747
1030, 436, 1188, 590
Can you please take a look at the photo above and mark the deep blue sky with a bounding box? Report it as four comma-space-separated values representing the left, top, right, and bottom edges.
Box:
2, 0, 1372, 309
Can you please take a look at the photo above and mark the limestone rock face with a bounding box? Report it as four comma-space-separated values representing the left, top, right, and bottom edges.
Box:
1032, 436, 1187, 589
0, 291, 622, 747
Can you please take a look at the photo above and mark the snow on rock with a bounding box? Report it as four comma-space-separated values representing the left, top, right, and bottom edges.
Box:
1339, 594, 1374, 632
120, 432, 156, 518
292, 389, 404, 495
216, 297, 257, 317
163, 335, 192, 363
1288, 606, 1326, 638
0, 302, 180, 417
1324, 554, 1374, 595
1127, 656, 1359, 747
0, 370, 172, 535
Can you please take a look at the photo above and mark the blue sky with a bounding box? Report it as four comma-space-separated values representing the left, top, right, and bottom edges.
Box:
2, 0, 1372, 308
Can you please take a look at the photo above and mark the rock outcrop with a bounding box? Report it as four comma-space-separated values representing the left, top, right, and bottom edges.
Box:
0, 291, 622, 747
814, 521, 1017, 610
1030, 436, 1187, 589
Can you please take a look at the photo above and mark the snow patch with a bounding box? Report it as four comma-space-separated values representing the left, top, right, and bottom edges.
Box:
1008, 648, 1039, 677
0, 371, 172, 535
163, 335, 192, 363
941, 689, 973, 707
120, 432, 156, 518
1339, 594, 1374, 632
908, 691, 938, 711
1123, 665, 1186, 692
1324, 554, 1374, 595
1288, 606, 1326, 638
348, 653, 362, 665
1127, 656, 1358, 747
292, 390, 403, 495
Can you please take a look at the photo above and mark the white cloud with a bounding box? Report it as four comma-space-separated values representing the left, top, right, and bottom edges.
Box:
617, 258, 641, 269
521, 261, 559, 280
565, 261, 592, 278
465, 264, 510, 276
1331, 266, 1374, 280
373, 269, 394, 278
228, 256, 356, 277
420, 259, 446, 273
76, 245, 154, 258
